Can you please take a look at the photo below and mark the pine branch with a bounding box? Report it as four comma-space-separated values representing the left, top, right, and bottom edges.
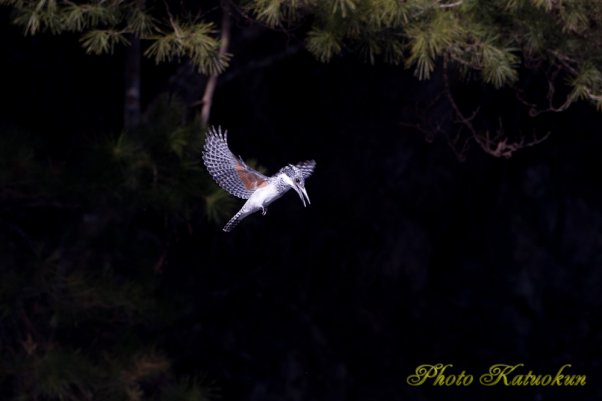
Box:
306, 28, 342, 62
126, 5, 158, 36
480, 41, 519, 88
252, 0, 283, 27
367, 0, 413, 27
144, 19, 227, 75
80, 29, 129, 54
438, 0, 463, 9
332, 0, 357, 18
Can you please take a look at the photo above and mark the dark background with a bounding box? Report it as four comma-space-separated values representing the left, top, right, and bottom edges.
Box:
2, 8, 602, 401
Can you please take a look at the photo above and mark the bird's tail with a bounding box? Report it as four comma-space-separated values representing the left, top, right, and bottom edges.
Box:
223, 210, 247, 232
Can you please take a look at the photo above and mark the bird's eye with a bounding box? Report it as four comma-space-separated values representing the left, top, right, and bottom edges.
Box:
295, 178, 300, 183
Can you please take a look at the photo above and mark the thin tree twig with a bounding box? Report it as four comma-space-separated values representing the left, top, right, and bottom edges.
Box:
515, 64, 575, 116
439, 0, 463, 8
473, 125, 551, 159
444, 58, 551, 158
443, 58, 479, 136
201, 0, 231, 127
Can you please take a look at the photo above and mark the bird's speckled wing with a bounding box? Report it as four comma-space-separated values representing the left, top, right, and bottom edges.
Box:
203, 127, 269, 199
296, 160, 316, 180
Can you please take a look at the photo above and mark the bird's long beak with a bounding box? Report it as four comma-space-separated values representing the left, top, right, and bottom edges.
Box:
293, 185, 311, 207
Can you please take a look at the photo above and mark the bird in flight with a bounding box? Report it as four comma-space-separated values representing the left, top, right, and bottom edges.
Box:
202, 126, 316, 232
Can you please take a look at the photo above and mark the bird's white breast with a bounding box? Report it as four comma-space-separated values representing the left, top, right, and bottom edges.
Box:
247, 183, 286, 209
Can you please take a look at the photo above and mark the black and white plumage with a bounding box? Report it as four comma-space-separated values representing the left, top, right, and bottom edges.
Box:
202, 126, 316, 232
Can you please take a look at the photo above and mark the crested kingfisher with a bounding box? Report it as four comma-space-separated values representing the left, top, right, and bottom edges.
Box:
202, 126, 316, 232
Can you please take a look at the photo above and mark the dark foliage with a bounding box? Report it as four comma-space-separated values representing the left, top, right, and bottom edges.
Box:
2, 4, 602, 401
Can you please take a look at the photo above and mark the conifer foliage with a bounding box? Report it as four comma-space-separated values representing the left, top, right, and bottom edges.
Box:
1, 0, 229, 74
3, 0, 602, 112
3, 1, 602, 400
0, 98, 228, 400
250, 0, 602, 110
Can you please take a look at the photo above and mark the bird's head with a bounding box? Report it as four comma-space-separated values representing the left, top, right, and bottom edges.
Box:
280, 164, 311, 207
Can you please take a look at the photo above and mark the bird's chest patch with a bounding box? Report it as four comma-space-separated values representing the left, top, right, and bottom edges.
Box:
235, 162, 267, 190
249, 184, 282, 206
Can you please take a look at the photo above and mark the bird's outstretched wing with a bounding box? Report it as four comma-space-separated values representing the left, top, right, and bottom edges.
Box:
296, 160, 316, 180
203, 127, 269, 199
